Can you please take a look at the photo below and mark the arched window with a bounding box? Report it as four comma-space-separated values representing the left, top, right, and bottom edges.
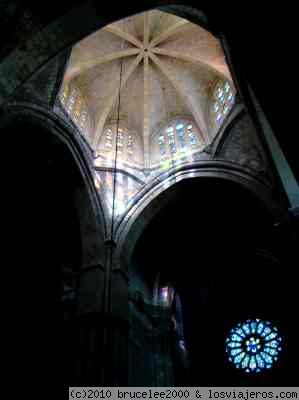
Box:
102, 126, 134, 160
105, 128, 113, 150
95, 124, 141, 168
127, 135, 134, 157
59, 82, 90, 138
212, 80, 235, 127
154, 118, 204, 168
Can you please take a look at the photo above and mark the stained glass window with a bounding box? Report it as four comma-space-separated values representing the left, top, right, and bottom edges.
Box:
59, 82, 90, 138
156, 119, 203, 166
177, 126, 186, 149
127, 135, 134, 157
60, 83, 70, 106
226, 319, 282, 373
105, 129, 113, 149
66, 88, 76, 114
158, 135, 166, 157
213, 80, 235, 127
102, 126, 135, 162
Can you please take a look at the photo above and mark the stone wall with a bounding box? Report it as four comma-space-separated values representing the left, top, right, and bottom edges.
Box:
215, 111, 275, 185
12, 48, 71, 106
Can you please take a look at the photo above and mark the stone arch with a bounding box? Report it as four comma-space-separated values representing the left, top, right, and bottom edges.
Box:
1, 101, 108, 308
122, 162, 291, 386
116, 161, 286, 274
1, 100, 113, 385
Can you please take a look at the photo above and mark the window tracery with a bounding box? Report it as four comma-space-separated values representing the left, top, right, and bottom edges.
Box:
155, 119, 203, 167
59, 82, 90, 138
226, 319, 282, 373
212, 80, 235, 127
102, 126, 136, 163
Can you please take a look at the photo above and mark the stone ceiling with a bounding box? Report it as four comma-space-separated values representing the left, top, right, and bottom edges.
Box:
62, 9, 233, 168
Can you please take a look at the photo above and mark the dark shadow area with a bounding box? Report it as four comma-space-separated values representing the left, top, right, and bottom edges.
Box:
3, 116, 85, 388
133, 178, 298, 385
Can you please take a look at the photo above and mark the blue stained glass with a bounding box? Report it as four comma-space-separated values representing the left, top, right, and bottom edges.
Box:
226, 319, 282, 374
250, 321, 257, 334
261, 352, 273, 364
261, 327, 271, 337
246, 337, 261, 353
177, 129, 186, 148
231, 348, 242, 356
236, 328, 246, 338
264, 348, 279, 356
227, 342, 241, 348
241, 355, 250, 369
231, 334, 243, 342
249, 356, 257, 370
257, 321, 265, 334
242, 323, 251, 335
256, 354, 265, 368
264, 332, 277, 341
234, 352, 245, 363
265, 340, 279, 348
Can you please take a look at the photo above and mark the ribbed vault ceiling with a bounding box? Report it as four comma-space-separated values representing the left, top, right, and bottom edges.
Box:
62, 10, 233, 168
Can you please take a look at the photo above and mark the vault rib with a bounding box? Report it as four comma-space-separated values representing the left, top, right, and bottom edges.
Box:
143, 54, 150, 169
103, 25, 143, 48
151, 47, 230, 81
143, 13, 151, 169
149, 51, 209, 142
93, 53, 143, 148
144, 12, 150, 48
65, 49, 141, 81
149, 20, 189, 48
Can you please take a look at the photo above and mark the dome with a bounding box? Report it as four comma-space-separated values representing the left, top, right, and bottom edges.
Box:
59, 10, 236, 174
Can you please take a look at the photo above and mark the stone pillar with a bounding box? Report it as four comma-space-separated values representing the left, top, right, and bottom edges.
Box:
248, 86, 299, 208
98, 239, 129, 386
129, 293, 175, 386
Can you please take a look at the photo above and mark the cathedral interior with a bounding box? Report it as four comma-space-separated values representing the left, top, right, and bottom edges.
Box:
1, 1, 298, 390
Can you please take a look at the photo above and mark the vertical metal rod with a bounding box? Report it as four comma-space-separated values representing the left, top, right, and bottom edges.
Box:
102, 24, 125, 385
